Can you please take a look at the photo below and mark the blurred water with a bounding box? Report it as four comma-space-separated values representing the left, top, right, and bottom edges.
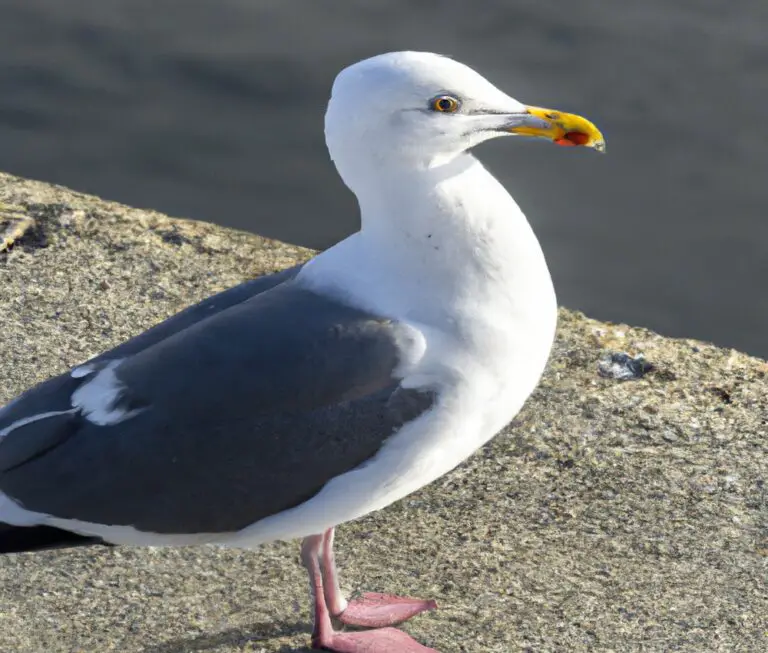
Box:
1, 0, 766, 356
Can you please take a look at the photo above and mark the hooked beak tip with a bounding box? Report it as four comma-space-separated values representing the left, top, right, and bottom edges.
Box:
506, 106, 605, 152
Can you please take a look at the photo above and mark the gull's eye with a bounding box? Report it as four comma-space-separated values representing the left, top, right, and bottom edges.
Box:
430, 95, 460, 113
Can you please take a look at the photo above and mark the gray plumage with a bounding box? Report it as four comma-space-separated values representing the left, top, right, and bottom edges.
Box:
0, 275, 434, 534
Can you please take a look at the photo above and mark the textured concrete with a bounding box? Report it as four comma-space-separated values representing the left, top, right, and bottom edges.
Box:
0, 172, 765, 652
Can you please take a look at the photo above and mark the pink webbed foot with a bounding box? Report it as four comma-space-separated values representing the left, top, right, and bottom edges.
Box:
315, 626, 438, 652
338, 592, 438, 628
303, 529, 439, 652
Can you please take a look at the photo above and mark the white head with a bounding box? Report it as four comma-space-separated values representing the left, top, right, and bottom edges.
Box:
325, 51, 604, 189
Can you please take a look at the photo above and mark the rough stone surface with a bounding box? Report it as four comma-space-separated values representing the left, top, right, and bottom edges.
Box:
0, 171, 765, 652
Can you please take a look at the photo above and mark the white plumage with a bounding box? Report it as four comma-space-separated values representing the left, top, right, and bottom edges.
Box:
0, 51, 604, 653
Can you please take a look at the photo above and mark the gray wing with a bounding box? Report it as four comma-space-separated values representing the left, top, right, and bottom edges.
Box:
0, 281, 433, 535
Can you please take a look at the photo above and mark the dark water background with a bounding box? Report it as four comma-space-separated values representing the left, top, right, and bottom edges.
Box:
1, 0, 766, 357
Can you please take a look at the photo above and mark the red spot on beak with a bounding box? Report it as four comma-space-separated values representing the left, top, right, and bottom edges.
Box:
555, 131, 590, 147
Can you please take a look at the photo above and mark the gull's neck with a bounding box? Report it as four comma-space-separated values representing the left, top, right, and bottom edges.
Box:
303, 152, 557, 343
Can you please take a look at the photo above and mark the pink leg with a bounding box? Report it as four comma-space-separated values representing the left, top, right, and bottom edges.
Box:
301, 532, 438, 652
320, 527, 349, 616
302, 534, 336, 647
318, 528, 437, 628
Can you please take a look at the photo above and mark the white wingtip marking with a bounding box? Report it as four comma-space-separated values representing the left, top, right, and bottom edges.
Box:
71, 363, 96, 379
0, 409, 78, 440
71, 359, 144, 426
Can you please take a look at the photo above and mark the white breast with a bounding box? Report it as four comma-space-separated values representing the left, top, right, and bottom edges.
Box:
227, 157, 558, 546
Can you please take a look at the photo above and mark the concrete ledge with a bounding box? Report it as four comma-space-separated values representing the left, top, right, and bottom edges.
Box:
0, 171, 765, 652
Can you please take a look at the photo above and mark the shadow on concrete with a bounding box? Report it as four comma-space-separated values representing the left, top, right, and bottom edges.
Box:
142, 621, 313, 653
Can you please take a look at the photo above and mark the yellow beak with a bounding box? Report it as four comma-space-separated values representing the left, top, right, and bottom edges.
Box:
508, 106, 605, 152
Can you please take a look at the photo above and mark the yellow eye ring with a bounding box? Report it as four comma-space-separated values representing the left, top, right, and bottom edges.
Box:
430, 95, 460, 113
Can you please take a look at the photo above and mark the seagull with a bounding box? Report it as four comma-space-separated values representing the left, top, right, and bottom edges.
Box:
0, 52, 603, 652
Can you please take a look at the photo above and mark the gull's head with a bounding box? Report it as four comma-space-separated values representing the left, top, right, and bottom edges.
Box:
325, 51, 604, 182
